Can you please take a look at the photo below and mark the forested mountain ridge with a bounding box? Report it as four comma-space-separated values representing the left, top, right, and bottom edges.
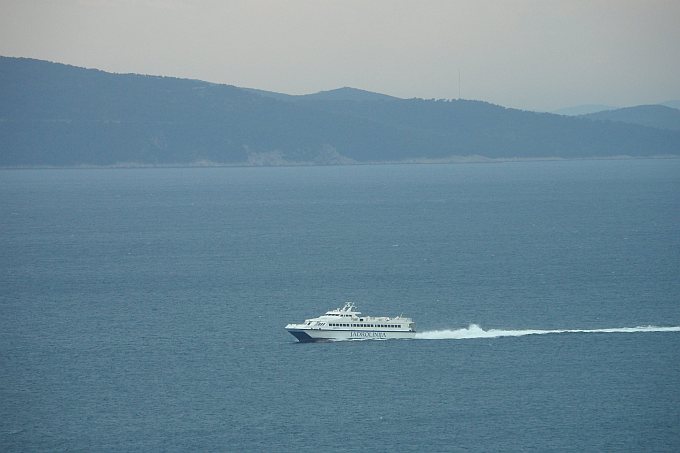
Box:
580, 105, 680, 131
1, 56, 679, 166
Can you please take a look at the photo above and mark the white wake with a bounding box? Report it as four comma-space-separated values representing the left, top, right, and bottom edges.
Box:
415, 324, 680, 340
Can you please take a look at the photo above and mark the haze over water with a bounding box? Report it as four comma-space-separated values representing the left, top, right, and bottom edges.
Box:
1, 159, 679, 451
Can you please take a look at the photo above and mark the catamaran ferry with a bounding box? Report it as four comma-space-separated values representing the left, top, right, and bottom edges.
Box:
285, 302, 416, 342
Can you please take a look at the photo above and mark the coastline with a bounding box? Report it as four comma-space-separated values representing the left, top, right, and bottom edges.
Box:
1, 154, 678, 171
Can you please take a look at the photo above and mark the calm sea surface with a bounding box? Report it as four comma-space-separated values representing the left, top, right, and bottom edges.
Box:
1, 160, 679, 451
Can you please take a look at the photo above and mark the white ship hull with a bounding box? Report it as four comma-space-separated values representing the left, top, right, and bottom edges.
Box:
285, 302, 416, 343
286, 325, 416, 342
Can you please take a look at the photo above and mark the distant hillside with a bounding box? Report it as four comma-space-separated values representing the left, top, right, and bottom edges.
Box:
244, 86, 399, 102
241, 87, 297, 102
296, 87, 399, 102
661, 100, 680, 110
1, 56, 679, 167
581, 105, 680, 131
552, 104, 615, 116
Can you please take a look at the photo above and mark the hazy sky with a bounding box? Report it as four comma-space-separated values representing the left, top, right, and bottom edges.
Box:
1, 0, 679, 111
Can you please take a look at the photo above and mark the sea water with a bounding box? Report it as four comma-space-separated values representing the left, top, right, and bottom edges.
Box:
1, 160, 679, 451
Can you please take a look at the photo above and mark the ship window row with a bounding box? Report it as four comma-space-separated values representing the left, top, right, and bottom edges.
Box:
329, 323, 401, 328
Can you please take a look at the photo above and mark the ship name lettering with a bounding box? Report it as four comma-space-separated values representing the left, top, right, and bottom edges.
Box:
350, 331, 387, 338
